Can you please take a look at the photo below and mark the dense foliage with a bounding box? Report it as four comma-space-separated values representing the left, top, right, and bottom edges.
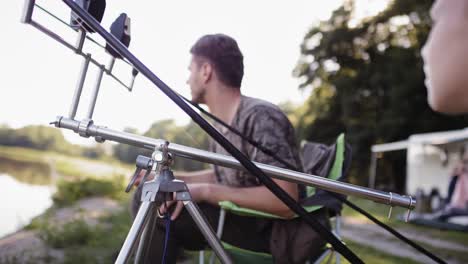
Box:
293, 0, 468, 189
0, 125, 108, 159
113, 119, 209, 171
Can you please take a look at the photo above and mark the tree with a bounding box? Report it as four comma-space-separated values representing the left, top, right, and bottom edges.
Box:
294, 0, 468, 189
0, 125, 80, 155
113, 127, 146, 164
112, 120, 209, 171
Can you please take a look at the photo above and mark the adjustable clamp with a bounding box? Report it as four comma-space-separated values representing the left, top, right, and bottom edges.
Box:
125, 155, 153, 193
125, 141, 173, 193
78, 118, 93, 137
387, 193, 415, 222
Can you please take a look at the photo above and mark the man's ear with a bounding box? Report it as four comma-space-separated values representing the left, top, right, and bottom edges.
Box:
201, 62, 213, 84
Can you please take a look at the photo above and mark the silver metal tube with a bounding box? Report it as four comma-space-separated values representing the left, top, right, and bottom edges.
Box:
369, 152, 377, 188
168, 142, 415, 209
86, 66, 104, 119
69, 54, 91, 119
30, 20, 77, 51
115, 200, 153, 264
216, 209, 226, 238
184, 201, 232, 264
75, 29, 86, 53
102, 57, 132, 91
108, 57, 116, 72
21, 0, 35, 23
26, 19, 131, 93
55, 117, 416, 209
199, 251, 205, 264
134, 209, 156, 264
335, 216, 341, 264
210, 208, 227, 264
87, 55, 132, 91
129, 75, 136, 91
108, 71, 132, 91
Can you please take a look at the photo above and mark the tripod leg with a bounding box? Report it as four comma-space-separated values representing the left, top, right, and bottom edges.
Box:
134, 207, 158, 264
116, 199, 155, 264
184, 201, 232, 264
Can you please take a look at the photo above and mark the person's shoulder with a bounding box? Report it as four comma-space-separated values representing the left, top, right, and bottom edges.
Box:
241, 95, 282, 115
240, 96, 292, 129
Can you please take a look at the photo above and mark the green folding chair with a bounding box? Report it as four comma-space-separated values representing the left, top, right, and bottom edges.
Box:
198, 134, 350, 264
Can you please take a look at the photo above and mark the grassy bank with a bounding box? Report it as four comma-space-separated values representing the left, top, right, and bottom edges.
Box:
342, 197, 468, 245
4, 146, 465, 263
0, 145, 135, 263
27, 198, 133, 264
0, 145, 132, 179
21, 161, 134, 263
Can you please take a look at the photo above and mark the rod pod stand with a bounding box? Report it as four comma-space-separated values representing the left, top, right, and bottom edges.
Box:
115, 142, 232, 264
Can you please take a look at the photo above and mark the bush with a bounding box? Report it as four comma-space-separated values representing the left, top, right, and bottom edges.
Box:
37, 202, 133, 263
52, 175, 126, 206
39, 219, 94, 248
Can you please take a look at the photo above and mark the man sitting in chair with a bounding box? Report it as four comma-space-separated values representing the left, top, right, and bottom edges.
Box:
132, 34, 328, 264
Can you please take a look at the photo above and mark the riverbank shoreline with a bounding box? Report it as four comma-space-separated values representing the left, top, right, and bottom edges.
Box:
0, 197, 125, 264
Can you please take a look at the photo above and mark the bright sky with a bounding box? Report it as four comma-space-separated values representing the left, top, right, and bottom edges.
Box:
0, 0, 387, 145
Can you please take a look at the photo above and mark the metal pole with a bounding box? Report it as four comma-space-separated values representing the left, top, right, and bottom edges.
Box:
30, 20, 78, 51
184, 201, 232, 264
108, 57, 116, 72
21, 0, 35, 24
115, 199, 153, 264
54, 117, 416, 210
69, 54, 91, 119
209, 208, 226, 264
369, 152, 377, 188
134, 209, 157, 264
335, 215, 341, 264
86, 66, 104, 119
75, 29, 86, 53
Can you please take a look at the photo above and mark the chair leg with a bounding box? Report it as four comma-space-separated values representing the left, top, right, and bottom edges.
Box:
335, 214, 341, 264
209, 209, 226, 264
199, 250, 205, 264
327, 251, 334, 264
200, 209, 226, 264
216, 209, 227, 238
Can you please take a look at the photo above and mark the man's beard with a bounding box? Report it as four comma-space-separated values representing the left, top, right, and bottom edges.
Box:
191, 89, 206, 104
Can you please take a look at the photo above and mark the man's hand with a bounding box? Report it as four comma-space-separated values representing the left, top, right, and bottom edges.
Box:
159, 183, 211, 220
133, 169, 155, 187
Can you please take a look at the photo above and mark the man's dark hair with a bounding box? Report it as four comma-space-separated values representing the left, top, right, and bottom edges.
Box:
190, 34, 244, 88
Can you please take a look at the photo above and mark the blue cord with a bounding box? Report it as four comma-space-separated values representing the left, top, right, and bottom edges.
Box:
161, 212, 171, 264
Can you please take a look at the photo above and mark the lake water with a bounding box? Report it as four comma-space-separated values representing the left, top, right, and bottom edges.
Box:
0, 157, 55, 238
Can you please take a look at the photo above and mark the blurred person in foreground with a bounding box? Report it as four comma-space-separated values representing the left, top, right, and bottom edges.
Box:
422, 0, 468, 219
422, 0, 468, 113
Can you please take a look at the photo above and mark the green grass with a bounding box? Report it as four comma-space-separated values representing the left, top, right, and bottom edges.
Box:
39, 218, 95, 248
0, 146, 53, 163
35, 199, 133, 264
340, 240, 421, 264
0, 145, 130, 176
52, 174, 127, 206
414, 240, 468, 263
54, 160, 96, 179
342, 197, 468, 245
0, 145, 137, 262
